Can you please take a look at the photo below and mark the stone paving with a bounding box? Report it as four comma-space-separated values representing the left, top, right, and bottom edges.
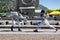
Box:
0, 33, 60, 40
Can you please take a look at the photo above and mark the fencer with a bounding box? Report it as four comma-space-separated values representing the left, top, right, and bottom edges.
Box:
6, 11, 28, 31
33, 10, 57, 32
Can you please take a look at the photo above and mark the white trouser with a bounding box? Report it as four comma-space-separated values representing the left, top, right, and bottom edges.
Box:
44, 19, 55, 29
36, 19, 56, 29
12, 17, 14, 26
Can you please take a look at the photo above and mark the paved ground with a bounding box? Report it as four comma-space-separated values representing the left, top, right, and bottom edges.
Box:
0, 20, 60, 40
0, 28, 60, 40
0, 29, 60, 34
0, 34, 60, 40
0, 31, 60, 40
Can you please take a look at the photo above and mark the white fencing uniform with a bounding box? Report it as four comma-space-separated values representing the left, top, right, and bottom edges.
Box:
36, 13, 56, 30
44, 19, 55, 29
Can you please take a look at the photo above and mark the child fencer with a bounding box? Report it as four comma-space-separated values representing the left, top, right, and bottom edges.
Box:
34, 10, 57, 32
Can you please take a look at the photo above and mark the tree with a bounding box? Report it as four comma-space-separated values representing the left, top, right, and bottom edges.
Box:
0, 0, 16, 12
56, 9, 60, 12
46, 10, 53, 13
